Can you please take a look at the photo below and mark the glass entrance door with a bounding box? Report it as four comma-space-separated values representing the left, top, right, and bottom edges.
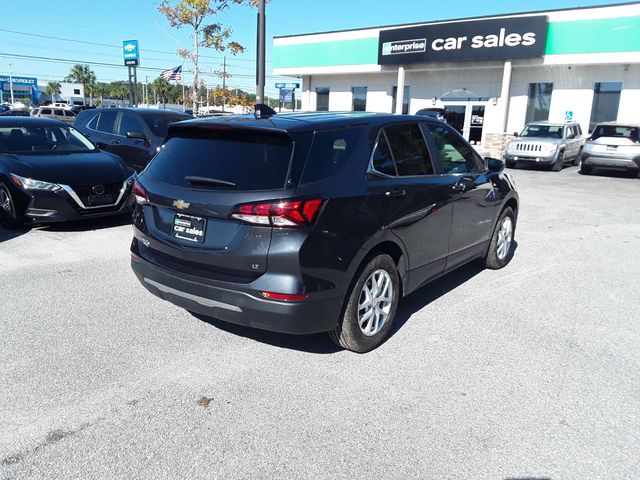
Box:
443, 102, 486, 146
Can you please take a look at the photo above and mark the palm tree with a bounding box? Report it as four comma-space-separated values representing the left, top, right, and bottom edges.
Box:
152, 77, 170, 108
92, 84, 107, 106
110, 85, 129, 106
64, 64, 96, 105
45, 81, 61, 105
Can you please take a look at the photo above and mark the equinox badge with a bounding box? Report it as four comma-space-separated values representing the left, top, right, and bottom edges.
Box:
173, 199, 190, 209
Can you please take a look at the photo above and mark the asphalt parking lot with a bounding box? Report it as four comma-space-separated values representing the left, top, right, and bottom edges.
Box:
1, 165, 639, 480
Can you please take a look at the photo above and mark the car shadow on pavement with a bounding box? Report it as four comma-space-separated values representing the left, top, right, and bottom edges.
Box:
193, 242, 518, 354
191, 313, 342, 354
0, 225, 30, 243
36, 213, 132, 232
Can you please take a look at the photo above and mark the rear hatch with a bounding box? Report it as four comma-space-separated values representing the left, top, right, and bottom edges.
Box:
588, 125, 640, 155
135, 123, 311, 282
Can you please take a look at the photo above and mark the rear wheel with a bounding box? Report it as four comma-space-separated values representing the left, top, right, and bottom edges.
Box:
0, 183, 22, 229
484, 207, 516, 270
573, 148, 582, 166
329, 254, 399, 353
580, 163, 592, 175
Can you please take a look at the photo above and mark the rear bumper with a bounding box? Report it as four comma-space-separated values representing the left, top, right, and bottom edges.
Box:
581, 152, 640, 170
130, 250, 344, 335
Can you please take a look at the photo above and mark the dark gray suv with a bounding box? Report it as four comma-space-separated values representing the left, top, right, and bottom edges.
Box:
74, 108, 190, 172
130, 111, 519, 352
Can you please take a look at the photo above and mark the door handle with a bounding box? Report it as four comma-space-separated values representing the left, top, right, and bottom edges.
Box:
450, 182, 466, 192
385, 189, 406, 198
111, 139, 121, 145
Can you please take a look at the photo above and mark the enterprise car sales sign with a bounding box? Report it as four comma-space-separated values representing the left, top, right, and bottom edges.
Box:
378, 16, 548, 64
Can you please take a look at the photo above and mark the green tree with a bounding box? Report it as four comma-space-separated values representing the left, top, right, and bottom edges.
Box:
93, 83, 108, 105
152, 77, 171, 108
158, 0, 257, 112
64, 64, 96, 105
110, 84, 129, 106
45, 81, 61, 104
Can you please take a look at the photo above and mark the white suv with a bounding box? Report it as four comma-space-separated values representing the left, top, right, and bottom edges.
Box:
30, 107, 76, 125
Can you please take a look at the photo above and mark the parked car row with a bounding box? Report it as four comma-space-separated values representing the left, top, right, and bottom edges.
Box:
504, 121, 639, 176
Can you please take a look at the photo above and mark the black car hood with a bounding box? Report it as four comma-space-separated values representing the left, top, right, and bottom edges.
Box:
1, 151, 133, 185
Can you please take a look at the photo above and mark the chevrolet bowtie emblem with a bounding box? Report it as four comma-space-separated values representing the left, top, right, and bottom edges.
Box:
173, 200, 190, 209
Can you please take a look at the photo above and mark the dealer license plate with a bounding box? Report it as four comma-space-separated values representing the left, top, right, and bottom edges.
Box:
172, 213, 206, 243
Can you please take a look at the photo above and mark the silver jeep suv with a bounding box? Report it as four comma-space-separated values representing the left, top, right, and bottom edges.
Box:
504, 121, 585, 171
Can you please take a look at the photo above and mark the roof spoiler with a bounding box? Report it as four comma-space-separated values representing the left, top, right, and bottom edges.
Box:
254, 103, 277, 119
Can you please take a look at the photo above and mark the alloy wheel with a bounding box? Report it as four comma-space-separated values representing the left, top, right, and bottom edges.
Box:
0, 188, 11, 216
357, 269, 393, 337
496, 216, 513, 260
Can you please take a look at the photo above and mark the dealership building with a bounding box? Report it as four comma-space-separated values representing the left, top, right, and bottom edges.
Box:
273, 2, 640, 156
0, 76, 85, 106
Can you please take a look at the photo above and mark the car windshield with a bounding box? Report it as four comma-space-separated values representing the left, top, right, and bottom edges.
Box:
0, 125, 96, 154
591, 125, 639, 142
521, 124, 564, 139
139, 113, 189, 137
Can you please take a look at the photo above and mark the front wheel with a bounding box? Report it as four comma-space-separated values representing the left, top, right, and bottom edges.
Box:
551, 150, 565, 172
506, 160, 516, 169
573, 148, 582, 166
483, 207, 516, 270
0, 183, 23, 229
329, 254, 400, 353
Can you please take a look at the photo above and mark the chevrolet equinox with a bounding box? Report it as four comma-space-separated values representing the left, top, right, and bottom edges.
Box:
130, 111, 518, 352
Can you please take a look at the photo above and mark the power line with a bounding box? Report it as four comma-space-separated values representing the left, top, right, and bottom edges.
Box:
0, 28, 271, 63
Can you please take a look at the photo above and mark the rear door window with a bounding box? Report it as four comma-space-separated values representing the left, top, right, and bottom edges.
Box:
145, 129, 295, 190
371, 131, 397, 176
54, 109, 64, 116
384, 123, 434, 176
41, 109, 52, 115
300, 126, 366, 184
96, 111, 117, 133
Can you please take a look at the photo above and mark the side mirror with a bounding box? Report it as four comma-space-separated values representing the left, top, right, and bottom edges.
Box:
512, 132, 519, 137
126, 131, 148, 142
485, 157, 505, 173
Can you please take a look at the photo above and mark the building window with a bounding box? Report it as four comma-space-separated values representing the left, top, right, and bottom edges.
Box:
392, 86, 410, 114
590, 82, 622, 131
525, 83, 553, 124
316, 87, 329, 111
352, 86, 367, 111
73, 89, 80, 95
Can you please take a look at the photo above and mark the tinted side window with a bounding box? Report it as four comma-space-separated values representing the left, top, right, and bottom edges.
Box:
118, 113, 146, 136
54, 109, 64, 116
300, 127, 366, 184
385, 123, 434, 176
428, 125, 481, 175
371, 131, 397, 176
41, 109, 52, 114
96, 111, 117, 133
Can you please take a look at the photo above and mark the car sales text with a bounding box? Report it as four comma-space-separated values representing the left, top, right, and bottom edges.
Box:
432, 28, 536, 51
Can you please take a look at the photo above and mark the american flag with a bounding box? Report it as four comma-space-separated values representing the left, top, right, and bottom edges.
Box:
160, 65, 182, 81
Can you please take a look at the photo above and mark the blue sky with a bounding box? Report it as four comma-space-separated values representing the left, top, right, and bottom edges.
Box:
0, 0, 624, 98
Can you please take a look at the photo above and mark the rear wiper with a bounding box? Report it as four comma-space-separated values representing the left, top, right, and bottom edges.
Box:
185, 176, 237, 187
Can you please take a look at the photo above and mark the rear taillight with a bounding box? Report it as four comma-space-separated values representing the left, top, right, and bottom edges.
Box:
132, 179, 148, 204
259, 291, 309, 302
230, 199, 323, 228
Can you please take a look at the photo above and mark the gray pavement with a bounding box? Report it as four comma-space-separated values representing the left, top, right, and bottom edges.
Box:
1, 166, 639, 480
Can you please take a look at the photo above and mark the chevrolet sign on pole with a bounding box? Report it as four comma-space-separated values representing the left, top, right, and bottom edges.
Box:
123, 40, 139, 66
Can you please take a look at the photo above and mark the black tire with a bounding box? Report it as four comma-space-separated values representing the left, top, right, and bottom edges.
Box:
0, 183, 22, 229
506, 160, 516, 169
329, 254, 400, 353
573, 148, 582, 166
483, 207, 516, 270
551, 150, 565, 172
580, 164, 592, 175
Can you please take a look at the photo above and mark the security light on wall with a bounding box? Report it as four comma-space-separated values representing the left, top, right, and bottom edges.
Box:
492, 97, 498, 106
432, 97, 437, 105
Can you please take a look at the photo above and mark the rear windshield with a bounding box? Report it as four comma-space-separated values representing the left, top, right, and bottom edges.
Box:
521, 124, 564, 138
145, 129, 294, 190
140, 113, 189, 137
591, 125, 639, 142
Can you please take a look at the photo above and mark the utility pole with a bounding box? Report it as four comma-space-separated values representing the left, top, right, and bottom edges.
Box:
256, 0, 265, 104
145, 76, 149, 106
222, 56, 227, 112
8, 63, 15, 105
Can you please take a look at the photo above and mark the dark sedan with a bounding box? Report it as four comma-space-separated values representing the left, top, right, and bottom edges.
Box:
73, 108, 191, 172
0, 117, 136, 228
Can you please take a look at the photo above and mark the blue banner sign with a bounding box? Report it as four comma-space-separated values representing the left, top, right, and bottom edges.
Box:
123, 40, 139, 66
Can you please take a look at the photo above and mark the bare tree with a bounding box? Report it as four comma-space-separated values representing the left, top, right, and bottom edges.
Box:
158, 0, 258, 112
